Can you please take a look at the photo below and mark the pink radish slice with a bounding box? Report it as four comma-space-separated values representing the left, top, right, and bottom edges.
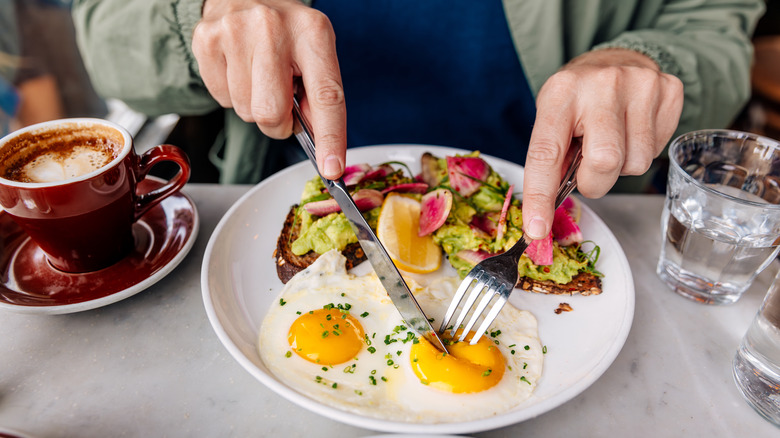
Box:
363, 164, 395, 181
381, 182, 429, 195
303, 189, 384, 216
342, 163, 371, 185
446, 156, 490, 197
551, 207, 583, 246
525, 232, 553, 266
455, 249, 495, 265
559, 196, 577, 217
418, 189, 453, 236
470, 212, 500, 237
420, 152, 444, 187
495, 184, 514, 242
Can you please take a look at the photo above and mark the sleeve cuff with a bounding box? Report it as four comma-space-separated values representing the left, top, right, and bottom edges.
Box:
592, 39, 683, 77
173, 0, 204, 78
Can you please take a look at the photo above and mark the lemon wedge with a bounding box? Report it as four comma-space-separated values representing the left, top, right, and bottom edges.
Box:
377, 193, 442, 274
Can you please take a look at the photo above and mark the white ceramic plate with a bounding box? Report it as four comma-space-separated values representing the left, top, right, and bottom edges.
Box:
202, 145, 634, 434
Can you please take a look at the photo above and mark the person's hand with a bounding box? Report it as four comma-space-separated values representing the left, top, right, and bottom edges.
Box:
521, 48, 683, 239
192, 0, 346, 179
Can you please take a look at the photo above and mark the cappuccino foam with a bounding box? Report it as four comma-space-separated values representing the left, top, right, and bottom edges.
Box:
0, 122, 123, 184
21, 146, 113, 183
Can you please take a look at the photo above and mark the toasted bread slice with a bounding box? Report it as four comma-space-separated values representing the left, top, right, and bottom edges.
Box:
275, 206, 367, 284
517, 271, 602, 296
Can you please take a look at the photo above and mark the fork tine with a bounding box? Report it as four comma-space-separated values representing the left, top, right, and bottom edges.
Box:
448, 271, 490, 337
469, 286, 509, 345
457, 280, 498, 342
438, 271, 477, 334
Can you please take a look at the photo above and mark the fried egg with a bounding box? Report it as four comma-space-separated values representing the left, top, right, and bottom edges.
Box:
258, 250, 543, 423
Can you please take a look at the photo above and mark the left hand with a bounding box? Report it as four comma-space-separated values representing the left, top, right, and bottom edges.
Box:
521, 48, 684, 239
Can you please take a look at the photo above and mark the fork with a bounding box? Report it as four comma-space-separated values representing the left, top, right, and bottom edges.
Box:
438, 138, 583, 344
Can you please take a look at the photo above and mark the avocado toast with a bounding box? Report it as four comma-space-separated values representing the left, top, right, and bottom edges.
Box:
274, 152, 602, 296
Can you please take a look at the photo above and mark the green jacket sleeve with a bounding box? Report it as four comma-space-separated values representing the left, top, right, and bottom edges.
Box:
71, 0, 216, 117
504, 0, 765, 137
591, 0, 765, 135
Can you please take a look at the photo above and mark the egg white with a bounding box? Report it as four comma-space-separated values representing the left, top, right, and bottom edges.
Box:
258, 250, 543, 423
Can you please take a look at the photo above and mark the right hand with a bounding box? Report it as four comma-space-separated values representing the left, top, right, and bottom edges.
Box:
192, 0, 347, 179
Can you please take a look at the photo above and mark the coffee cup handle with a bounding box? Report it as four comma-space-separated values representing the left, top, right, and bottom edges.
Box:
134, 144, 191, 220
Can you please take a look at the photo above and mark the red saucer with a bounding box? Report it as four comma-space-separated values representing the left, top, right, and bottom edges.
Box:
0, 178, 198, 314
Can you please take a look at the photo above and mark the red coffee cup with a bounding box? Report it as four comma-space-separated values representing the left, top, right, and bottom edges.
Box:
0, 118, 191, 273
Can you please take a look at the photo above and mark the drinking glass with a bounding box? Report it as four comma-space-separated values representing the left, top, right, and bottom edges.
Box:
733, 269, 780, 427
656, 130, 780, 304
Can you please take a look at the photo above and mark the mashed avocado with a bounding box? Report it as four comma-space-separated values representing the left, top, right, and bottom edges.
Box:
291, 207, 380, 256
448, 242, 587, 283
517, 244, 588, 283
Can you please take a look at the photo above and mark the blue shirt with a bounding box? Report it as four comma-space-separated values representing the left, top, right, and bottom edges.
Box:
314, 0, 537, 165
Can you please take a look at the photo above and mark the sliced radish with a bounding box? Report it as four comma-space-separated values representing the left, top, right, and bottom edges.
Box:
525, 232, 553, 266
380, 182, 429, 195
551, 206, 583, 246
496, 184, 514, 242
420, 152, 444, 187
470, 212, 499, 237
418, 189, 453, 236
303, 189, 384, 216
343, 163, 371, 185
363, 164, 395, 181
559, 196, 581, 222
446, 156, 490, 197
455, 249, 495, 265
469, 224, 492, 240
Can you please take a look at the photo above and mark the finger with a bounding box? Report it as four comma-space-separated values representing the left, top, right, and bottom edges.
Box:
224, 44, 254, 122
250, 41, 294, 139
294, 11, 346, 180
522, 76, 576, 240
191, 22, 232, 108
576, 106, 626, 198
655, 74, 684, 150
622, 78, 659, 176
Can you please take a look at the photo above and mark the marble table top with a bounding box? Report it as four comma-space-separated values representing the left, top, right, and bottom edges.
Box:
0, 185, 777, 437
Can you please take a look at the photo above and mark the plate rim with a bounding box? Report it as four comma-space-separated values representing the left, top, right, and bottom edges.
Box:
201, 144, 635, 434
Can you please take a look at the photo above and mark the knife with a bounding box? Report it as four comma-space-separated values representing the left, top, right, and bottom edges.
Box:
291, 96, 449, 354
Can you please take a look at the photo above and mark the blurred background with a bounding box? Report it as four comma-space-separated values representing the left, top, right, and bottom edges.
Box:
0, 0, 778, 187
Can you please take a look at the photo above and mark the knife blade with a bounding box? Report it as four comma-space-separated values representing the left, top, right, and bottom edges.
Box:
291, 96, 449, 353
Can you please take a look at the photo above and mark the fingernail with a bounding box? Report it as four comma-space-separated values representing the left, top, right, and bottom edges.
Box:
526, 217, 547, 240
323, 155, 342, 179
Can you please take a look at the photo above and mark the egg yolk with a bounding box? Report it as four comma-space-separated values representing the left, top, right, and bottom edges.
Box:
410, 331, 506, 393
288, 308, 365, 365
